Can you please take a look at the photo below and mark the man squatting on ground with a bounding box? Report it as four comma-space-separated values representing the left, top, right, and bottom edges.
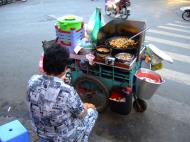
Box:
27, 44, 98, 142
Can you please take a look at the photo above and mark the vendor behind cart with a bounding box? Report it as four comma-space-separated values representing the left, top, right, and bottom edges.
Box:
26, 44, 98, 142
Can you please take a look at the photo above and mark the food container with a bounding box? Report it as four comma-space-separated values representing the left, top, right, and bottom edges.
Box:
109, 86, 132, 115
135, 68, 165, 99
96, 45, 110, 58
115, 53, 134, 63
105, 56, 115, 65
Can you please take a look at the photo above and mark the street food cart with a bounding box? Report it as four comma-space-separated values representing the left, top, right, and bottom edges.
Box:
41, 18, 166, 114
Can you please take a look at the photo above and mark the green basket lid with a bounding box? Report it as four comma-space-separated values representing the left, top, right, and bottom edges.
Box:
57, 15, 83, 24
56, 15, 83, 31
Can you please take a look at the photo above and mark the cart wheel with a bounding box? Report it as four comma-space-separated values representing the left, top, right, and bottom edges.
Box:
133, 98, 147, 113
74, 75, 109, 112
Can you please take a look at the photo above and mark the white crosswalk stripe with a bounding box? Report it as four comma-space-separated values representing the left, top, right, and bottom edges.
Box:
166, 23, 190, 29
156, 68, 190, 86
175, 21, 190, 26
147, 21, 190, 87
158, 25, 190, 33
164, 51, 190, 64
146, 36, 190, 50
148, 29, 190, 40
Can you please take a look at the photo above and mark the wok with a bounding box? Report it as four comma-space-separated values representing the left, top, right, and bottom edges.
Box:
105, 36, 138, 56
105, 36, 138, 50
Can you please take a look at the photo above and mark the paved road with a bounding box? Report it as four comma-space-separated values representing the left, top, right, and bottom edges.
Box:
0, 0, 190, 142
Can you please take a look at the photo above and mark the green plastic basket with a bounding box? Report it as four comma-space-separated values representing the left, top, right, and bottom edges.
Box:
56, 15, 83, 32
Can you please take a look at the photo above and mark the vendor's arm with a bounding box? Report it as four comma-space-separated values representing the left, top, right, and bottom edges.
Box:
66, 87, 95, 118
66, 86, 85, 118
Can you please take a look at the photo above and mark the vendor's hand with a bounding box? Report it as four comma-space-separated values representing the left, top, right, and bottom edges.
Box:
85, 53, 95, 65
84, 103, 96, 109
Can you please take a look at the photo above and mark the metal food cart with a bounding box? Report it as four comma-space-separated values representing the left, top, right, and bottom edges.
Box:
42, 19, 152, 114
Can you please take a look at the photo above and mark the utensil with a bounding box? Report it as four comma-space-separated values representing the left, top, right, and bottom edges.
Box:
128, 27, 150, 40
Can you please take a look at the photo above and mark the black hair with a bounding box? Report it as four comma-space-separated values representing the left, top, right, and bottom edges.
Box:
43, 44, 70, 76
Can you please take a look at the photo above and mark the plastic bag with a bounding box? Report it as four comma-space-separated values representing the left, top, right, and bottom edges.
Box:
87, 11, 96, 34
146, 47, 163, 70
87, 7, 105, 43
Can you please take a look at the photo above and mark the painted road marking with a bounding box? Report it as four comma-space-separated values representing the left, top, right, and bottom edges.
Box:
166, 23, 190, 29
146, 36, 190, 50
148, 29, 190, 40
175, 21, 190, 26
158, 26, 190, 34
164, 51, 190, 64
156, 68, 190, 86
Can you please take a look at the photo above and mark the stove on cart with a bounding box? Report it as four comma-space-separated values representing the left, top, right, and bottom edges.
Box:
96, 19, 146, 63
